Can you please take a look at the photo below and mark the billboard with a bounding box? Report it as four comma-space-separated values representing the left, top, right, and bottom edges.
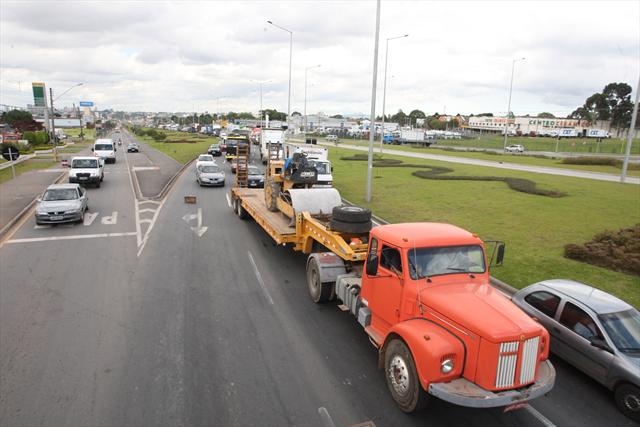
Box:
32, 82, 46, 107
79, 101, 94, 107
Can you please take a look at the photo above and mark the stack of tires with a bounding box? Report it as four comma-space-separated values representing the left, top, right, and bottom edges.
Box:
330, 206, 372, 234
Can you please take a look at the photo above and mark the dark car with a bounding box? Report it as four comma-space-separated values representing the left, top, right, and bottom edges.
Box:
512, 279, 640, 421
207, 143, 222, 156
127, 143, 139, 152
247, 165, 264, 188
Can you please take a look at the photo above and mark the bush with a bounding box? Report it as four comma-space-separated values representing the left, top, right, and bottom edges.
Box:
561, 156, 620, 166
22, 131, 37, 145
564, 224, 640, 276
34, 131, 49, 145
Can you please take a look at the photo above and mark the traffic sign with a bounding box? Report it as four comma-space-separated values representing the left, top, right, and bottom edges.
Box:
2, 145, 20, 161
79, 101, 94, 107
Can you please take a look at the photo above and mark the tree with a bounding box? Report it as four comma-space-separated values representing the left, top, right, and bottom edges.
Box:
477, 112, 493, 117
603, 82, 633, 128
262, 109, 287, 121
292, 111, 302, 117
238, 112, 256, 120
330, 114, 343, 119
537, 112, 555, 118
2, 109, 33, 126
198, 113, 213, 125
408, 109, 426, 119
390, 109, 406, 125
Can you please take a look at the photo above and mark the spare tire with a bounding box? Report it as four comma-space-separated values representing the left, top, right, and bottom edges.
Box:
332, 205, 372, 223
330, 219, 372, 234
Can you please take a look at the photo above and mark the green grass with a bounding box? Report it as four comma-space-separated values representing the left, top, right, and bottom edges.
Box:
64, 127, 96, 142
0, 159, 58, 184
318, 138, 640, 177
135, 129, 217, 164
329, 147, 640, 307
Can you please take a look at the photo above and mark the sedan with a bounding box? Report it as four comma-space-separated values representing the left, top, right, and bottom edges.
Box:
247, 165, 265, 188
207, 143, 222, 157
512, 279, 640, 422
196, 162, 225, 187
505, 144, 525, 153
35, 184, 88, 225
127, 143, 140, 152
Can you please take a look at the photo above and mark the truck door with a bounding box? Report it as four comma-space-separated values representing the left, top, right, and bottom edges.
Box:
366, 240, 405, 334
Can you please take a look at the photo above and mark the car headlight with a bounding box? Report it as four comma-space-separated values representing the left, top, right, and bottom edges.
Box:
441, 358, 455, 374
67, 208, 82, 214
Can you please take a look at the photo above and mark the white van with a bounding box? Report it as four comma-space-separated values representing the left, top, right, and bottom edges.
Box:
93, 138, 116, 163
69, 156, 104, 187
260, 128, 285, 164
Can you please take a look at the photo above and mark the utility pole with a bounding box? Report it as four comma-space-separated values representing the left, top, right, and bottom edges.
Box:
304, 64, 321, 136
365, 0, 381, 203
379, 34, 408, 153
50, 87, 58, 162
621, 74, 640, 183
503, 57, 525, 150
267, 20, 293, 139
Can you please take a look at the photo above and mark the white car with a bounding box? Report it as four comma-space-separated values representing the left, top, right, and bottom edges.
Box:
326, 135, 338, 142
68, 156, 104, 187
195, 154, 216, 169
505, 144, 525, 153
196, 162, 225, 187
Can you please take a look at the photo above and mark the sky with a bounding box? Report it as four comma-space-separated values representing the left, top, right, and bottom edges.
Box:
1, 0, 638, 117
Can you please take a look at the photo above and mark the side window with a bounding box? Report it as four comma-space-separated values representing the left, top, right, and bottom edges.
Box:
524, 291, 561, 318
77, 188, 83, 198
380, 246, 402, 273
559, 302, 602, 340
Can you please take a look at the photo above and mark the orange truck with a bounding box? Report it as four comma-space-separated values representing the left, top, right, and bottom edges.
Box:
230, 155, 555, 413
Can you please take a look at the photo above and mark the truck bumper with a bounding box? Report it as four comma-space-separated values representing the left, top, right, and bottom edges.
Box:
427, 360, 555, 408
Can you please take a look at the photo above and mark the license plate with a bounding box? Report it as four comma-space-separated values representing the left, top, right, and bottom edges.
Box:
50, 215, 63, 221
79, 177, 88, 180
249, 182, 257, 187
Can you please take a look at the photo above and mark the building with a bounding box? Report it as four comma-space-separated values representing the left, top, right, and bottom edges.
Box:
467, 116, 590, 135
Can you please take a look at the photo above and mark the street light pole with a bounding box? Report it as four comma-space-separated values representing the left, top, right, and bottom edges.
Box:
267, 20, 293, 139
503, 57, 525, 150
250, 79, 272, 127
50, 82, 83, 162
366, 0, 381, 203
380, 34, 408, 153
304, 64, 321, 135
621, 73, 640, 183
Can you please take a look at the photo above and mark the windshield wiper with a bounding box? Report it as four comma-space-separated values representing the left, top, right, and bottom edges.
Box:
445, 267, 467, 272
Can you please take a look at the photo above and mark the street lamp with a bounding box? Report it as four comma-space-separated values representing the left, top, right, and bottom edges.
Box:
267, 20, 293, 138
50, 82, 83, 161
365, 0, 381, 203
380, 34, 408, 153
304, 64, 321, 135
503, 57, 525, 150
249, 79, 272, 127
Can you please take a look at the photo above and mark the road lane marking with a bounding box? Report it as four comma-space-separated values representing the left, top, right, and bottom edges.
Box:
6, 232, 137, 244
525, 405, 557, 427
123, 146, 142, 246
101, 211, 118, 225
139, 208, 156, 214
83, 212, 99, 226
318, 407, 336, 427
247, 251, 274, 305
132, 166, 160, 171
136, 198, 166, 258
225, 193, 232, 208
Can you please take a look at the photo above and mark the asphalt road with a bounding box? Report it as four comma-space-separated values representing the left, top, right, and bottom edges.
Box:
0, 145, 636, 427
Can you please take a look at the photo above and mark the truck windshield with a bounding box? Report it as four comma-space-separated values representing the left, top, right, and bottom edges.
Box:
72, 159, 98, 168
598, 309, 640, 354
408, 245, 486, 279
95, 144, 113, 150
309, 161, 329, 174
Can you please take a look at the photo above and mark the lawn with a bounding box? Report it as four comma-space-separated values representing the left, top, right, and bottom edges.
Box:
328, 147, 640, 307
133, 129, 217, 164
0, 159, 58, 184
315, 138, 640, 177
64, 127, 96, 141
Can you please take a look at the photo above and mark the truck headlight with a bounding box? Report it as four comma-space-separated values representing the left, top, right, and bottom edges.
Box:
441, 359, 454, 374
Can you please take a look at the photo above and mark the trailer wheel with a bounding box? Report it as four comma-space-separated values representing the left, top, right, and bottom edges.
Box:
332, 206, 372, 223
306, 257, 332, 303
329, 219, 372, 234
384, 339, 428, 413
265, 178, 280, 212
236, 200, 249, 220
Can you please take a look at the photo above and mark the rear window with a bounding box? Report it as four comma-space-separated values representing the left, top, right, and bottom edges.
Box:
72, 159, 98, 168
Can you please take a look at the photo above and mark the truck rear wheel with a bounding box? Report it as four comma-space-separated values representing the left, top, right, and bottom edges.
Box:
384, 339, 428, 413
236, 199, 249, 220
306, 257, 333, 303
265, 178, 280, 212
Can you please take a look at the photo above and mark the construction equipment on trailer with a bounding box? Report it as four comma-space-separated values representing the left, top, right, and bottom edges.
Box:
234, 140, 250, 188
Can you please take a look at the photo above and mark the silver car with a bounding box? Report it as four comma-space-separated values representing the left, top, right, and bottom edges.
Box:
35, 184, 88, 225
513, 279, 640, 421
196, 162, 225, 187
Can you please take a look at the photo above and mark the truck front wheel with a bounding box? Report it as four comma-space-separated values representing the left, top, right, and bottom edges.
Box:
306, 257, 332, 303
384, 339, 428, 413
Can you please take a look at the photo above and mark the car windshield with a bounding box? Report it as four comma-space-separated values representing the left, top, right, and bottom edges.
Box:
408, 245, 486, 279
210, 144, 219, 149
95, 144, 113, 150
42, 189, 78, 201
598, 309, 640, 353
309, 161, 329, 174
248, 167, 261, 175
199, 165, 220, 173
198, 155, 213, 161
72, 159, 98, 168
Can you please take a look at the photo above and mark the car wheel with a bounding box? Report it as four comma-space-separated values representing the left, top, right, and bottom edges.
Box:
615, 384, 640, 422
35, 220, 43, 226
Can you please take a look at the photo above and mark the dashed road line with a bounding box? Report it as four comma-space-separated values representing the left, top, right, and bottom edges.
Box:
318, 407, 336, 427
225, 193, 232, 208
247, 251, 274, 305
6, 232, 137, 244
525, 405, 557, 427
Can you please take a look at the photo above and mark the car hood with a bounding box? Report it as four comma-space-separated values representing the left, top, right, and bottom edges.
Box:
420, 281, 541, 342
38, 200, 81, 211
200, 172, 224, 178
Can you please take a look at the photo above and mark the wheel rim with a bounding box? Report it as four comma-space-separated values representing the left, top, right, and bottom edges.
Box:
309, 267, 319, 294
388, 355, 410, 396
623, 392, 640, 412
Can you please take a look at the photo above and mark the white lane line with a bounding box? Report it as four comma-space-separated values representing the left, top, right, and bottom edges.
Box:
225, 193, 232, 208
138, 200, 161, 205
138, 208, 156, 214
317, 407, 336, 427
247, 251, 274, 305
123, 144, 142, 247
6, 232, 137, 244
139, 219, 152, 224
136, 198, 166, 258
132, 166, 160, 171
525, 405, 557, 427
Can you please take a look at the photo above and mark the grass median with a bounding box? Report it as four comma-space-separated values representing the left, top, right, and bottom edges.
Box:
134, 129, 218, 164
0, 159, 58, 184
328, 147, 640, 307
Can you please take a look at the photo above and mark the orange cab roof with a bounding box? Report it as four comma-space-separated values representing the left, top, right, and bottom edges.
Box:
372, 222, 482, 248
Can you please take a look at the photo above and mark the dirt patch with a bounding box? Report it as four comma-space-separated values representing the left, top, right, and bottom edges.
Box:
564, 224, 640, 276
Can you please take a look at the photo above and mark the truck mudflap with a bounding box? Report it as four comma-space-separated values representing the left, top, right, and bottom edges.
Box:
427, 360, 555, 408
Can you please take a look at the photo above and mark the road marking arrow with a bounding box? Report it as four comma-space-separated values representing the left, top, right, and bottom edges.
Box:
189, 208, 208, 237
83, 212, 99, 226
101, 211, 118, 225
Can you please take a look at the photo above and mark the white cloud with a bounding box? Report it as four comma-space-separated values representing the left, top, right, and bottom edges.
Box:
1, 0, 638, 116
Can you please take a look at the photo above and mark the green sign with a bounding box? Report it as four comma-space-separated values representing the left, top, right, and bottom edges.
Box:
32, 82, 46, 107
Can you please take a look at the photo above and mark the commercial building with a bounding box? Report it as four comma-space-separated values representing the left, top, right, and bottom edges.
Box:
467, 116, 590, 135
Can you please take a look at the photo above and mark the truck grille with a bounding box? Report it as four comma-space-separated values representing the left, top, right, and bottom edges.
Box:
495, 337, 540, 389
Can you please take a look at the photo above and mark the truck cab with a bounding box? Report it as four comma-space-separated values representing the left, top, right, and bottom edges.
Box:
317, 223, 555, 412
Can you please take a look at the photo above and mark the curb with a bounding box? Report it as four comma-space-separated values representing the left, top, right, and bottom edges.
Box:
341, 196, 518, 296
0, 170, 67, 241
148, 157, 196, 201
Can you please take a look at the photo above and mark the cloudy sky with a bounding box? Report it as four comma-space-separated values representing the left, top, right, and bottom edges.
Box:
1, 0, 638, 117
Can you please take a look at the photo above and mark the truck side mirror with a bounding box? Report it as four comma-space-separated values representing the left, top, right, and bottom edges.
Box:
366, 254, 379, 276
91, 147, 94, 152
496, 243, 505, 265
